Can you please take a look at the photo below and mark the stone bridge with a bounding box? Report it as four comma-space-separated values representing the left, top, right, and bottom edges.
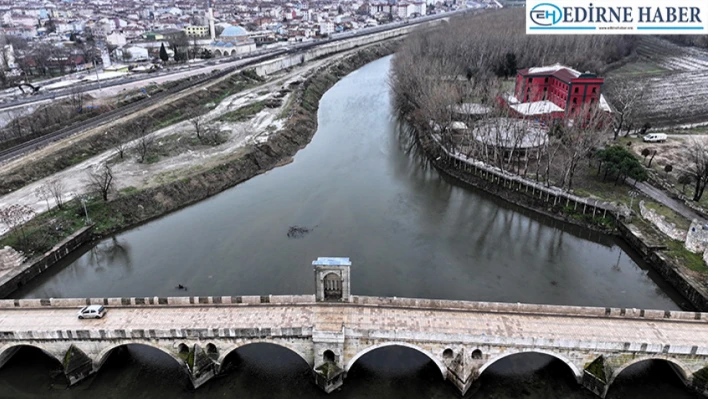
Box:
0, 258, 707, 398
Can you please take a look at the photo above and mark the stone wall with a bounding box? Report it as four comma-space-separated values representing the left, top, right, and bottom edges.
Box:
0, 226, 93, 298
618, 220, 708, 311
0, 247, 24, 270
426, 135, 620, 233
639, 200, 687, 241
686, 219, 708, 253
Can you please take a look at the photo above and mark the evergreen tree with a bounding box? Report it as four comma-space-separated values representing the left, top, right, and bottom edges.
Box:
159, 43, 168, 62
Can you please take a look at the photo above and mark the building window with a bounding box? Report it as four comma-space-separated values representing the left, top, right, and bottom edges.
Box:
545, 77, 548, 83
592, 88, 596, 93
572, 98, 577, 104
590, 98, 595, 104
574, 87, 579, 93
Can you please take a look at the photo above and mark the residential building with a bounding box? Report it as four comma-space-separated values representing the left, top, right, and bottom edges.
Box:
185, 25, 209, 37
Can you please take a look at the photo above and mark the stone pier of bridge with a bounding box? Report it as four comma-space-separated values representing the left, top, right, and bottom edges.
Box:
0, 257, 708, 397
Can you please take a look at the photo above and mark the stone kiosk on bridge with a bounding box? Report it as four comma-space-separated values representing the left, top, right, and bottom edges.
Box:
1, 257, 708, 397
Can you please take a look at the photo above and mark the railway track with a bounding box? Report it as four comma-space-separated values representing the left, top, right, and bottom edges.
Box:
0, 51, 288, 163
0, 10, 468, 164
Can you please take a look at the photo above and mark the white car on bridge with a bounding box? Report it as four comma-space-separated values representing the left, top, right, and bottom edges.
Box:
77, 305, 106, 319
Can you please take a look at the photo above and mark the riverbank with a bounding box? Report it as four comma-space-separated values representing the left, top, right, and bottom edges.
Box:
0, 42, 399, 298
411, 124, 708, 311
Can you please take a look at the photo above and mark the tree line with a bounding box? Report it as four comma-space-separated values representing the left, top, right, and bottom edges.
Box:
390, 9, 640, 191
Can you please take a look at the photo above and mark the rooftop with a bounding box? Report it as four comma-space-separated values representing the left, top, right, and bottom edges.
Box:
472, 118, 548, 149
510, 100, 564, 116
519, 63, 593, 83
449, 103, 492, 115
220, 25, 248, 37
312, 257, 351, 266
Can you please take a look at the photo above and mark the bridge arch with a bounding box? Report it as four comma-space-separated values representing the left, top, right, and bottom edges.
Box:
477, 349, 583, 382
607, 356, 692, 387
0, 343, 63, 369
216, 340, 312, 369
95, 342, 185, 370
345, 342, 447, 379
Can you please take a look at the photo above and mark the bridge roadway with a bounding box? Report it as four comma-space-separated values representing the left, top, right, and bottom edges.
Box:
1, 295, 708, 397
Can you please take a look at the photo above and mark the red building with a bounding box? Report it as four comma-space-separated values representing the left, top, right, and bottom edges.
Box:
506, 64, 609, 121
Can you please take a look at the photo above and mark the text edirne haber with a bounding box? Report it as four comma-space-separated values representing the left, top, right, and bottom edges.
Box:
558, 5, 702, 24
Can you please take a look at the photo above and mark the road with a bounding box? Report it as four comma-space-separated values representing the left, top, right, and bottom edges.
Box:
634, 180, 707, 224
1, 297, 706, 347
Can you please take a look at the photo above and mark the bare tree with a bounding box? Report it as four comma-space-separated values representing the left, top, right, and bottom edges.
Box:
559, 106, 609, 190
34, 185, 52, 213
87, 163, 114, 201
134, 135, 155, 163
32, 43, 56, 76
686, 138, 708, 201
110, 130, 128, 159
605, 79, 645, 140
46, 179, 66, 209
69, 86, 85, 113
0, 204, 35, 240
189, 114, 208, 142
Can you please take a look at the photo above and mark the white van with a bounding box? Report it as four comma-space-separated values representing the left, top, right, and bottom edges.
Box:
643, 133, 667, 143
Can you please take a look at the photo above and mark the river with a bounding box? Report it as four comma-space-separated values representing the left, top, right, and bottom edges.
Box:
1, 55, 699, 398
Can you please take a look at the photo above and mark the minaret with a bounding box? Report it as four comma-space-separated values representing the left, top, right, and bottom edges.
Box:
208, 0, 216, 41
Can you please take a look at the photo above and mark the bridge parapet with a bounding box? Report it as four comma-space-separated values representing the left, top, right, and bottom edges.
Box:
1, 294, 706, 323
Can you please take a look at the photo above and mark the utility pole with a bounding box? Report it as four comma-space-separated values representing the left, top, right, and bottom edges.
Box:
80, 196, 92, 225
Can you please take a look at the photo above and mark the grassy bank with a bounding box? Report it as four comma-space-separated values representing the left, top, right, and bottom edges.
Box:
0, 42, 399, 257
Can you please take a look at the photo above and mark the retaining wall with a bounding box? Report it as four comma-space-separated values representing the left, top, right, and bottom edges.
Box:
639, 200, 687, 241
424, 133, 708, 311
429, 135, 620, 226
0, 226, 93, 298
618, 221, 708, 310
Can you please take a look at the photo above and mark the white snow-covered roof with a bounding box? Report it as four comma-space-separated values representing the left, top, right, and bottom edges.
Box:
510, 100, 563, 116
451, 121, 468, 130
450, 103, 492, 115
472, 118, 548, 149
527, 63, 581, 77
599, 94, 612, 112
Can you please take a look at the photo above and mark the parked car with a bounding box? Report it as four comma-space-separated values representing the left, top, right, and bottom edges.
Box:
643, 133, 667, 143
77, 305, 106, 319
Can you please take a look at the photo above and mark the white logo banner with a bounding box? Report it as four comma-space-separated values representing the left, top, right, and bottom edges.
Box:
526, 0, 708, 34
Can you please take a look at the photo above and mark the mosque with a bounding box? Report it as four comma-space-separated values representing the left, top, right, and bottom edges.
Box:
206, 25, 257, 57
